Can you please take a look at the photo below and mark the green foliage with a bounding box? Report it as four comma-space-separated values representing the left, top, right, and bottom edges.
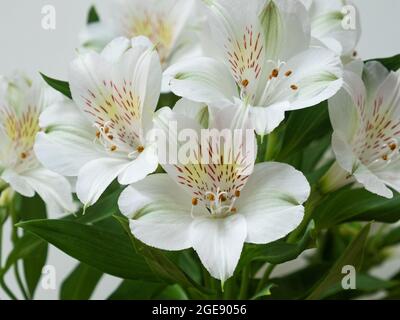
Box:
307, 224, 370, 299
60, 263, 103, 300
40, 73, 72, 99
17, 219, 156, 281
370, 54, 400, 71
87, 6, 100, 24
314, 189, 400, 229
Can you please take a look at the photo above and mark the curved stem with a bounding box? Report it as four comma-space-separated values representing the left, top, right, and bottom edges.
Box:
14, 262, 30, 300
256, 264, 275, 293
238, 266, 250, 300
0, 220, 18, 300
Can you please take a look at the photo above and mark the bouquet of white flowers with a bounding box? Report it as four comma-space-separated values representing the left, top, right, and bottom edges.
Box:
1, 0, 400, 301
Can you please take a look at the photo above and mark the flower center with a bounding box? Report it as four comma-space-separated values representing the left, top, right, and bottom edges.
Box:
353, 95, 400, 170
0, 106, 40, 171
125, 12, 174, 65
94, 121, 144, 159
191, 188, 241, 218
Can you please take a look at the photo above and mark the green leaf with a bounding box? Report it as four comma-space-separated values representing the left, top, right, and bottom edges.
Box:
87, 6, 100, 24
251, 284, 275, 300
306, 223, 371, 300
74, 187, 123, 224
16, 195, 48, 298
314, 188, 400, 229
236, 221, 315, 273
370, 54, 400, 71
40, 73, 72, 99
0, 234, 43, 279
17, 219, 155, 281
324, 274, 399, 299
276, 101, 332, 161
379, 225, 400, 248
60, 263, 103, 300
108, 280, 166, 300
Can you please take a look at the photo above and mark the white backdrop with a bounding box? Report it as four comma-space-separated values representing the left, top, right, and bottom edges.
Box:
0, 0, 400, 300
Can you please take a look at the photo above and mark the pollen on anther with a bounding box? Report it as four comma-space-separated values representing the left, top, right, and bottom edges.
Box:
207, 194, 215, 201
108, 135, 114, 140
231, 207, 237, 213
192, 198, 198, 206
20, 152, 27, 159
104, 127, 110, 134
382, 154, 388, 161
241, 79, 249, 88
234, 190, 241, 197
219, 194, 227, 202
110, 145, 117, 152
271, 69, 279, 78
96, 131, 100, 138
389, 143, 397, 151
285, 70, 292, 77
290, 84, 298, 91
137, 145, 145, 153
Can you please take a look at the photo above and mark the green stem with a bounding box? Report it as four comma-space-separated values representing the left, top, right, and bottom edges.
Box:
0, 279, 18, 300
0, 219, 18, 300
256, 264, 275, 293
14, 263, 29, 300
8, 198, 29, 299
264, 131, 278, 161
238, 266, 250, 300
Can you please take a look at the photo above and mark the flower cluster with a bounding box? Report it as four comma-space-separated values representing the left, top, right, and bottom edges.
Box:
2, 0, 400, 300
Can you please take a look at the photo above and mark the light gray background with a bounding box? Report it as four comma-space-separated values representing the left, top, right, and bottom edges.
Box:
0, 0, 400, 300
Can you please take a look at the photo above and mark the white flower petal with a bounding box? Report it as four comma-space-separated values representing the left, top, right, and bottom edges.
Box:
328, 71, 364, 139
331, 131, 357, 174
34, 131, 105, 177
249, 101, 289, 135
101, 37, 131, 63
1, 169, 35, 197
269, 47, 343, 110
237, 162, 309, 244
353, 165, 393, 199
363, 62, 390, 102
164, 57, 238, 104
173, 98, 208, 125
126, 174, 196, 250
39, 100, 92, 130
118, 173, 203, 217
117, 144, 158, 185
192, 214, 247, 282
76, 157, 129, 206
22, 168, 77, 216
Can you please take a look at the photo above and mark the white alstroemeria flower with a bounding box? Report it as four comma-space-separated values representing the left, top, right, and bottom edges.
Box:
327, 62, 400, 198
301, 0, 361, 59
0, 74, 76, 215
164, 0, 343, 135
80, 0, 200, 72
34, 37, 162, 207
118, 100, 310, 282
